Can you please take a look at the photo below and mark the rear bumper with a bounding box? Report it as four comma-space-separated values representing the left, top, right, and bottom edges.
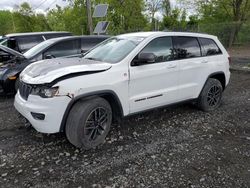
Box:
14, 92, 71, 133
225, 71, 231, 87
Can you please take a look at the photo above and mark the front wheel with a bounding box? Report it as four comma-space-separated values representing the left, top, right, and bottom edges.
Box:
197, 78, 223, 112
66, 97, 112, 149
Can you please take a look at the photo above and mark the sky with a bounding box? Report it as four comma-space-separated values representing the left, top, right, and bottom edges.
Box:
0, 0, 69, 13
0, 0, 179, 17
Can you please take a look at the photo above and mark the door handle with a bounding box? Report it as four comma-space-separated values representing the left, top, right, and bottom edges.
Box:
166, 64, 177, 69
201, 60, 208, 64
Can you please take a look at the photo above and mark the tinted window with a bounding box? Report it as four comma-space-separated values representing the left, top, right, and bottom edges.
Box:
43, 39, 80, 58
173, 36, 201, 59
44, 33, 72, 39
17, 36, 44, 52
140, 37, 173, 63
200, 38, 222, 56
81, 38, 106, 52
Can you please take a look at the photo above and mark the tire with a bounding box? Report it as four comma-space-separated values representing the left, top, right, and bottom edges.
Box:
15, 77, 20, 92
197, 78, 223, 112
65, 97, 112, 149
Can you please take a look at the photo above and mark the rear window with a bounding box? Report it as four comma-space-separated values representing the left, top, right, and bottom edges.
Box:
199, 38, 222, 56
173, 36, 201, 59
17, 36, 44, 52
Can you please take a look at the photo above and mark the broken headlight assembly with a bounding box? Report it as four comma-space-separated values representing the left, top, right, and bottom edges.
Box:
31, 86, 59, 98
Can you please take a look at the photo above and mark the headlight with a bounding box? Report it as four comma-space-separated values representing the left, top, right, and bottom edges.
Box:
0, 69, 7, 77
31, 86, 59, 98
4, 70, 19, 80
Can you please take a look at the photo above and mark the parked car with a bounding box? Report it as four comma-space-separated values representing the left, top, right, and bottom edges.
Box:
0, 35, 109, 94
14, 32, 230, 149
0, 31, 72, 54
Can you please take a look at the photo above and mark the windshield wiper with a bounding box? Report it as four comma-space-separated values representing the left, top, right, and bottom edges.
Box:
84, 57, 100, 61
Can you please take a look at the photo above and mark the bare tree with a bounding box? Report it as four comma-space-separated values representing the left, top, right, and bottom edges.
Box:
145, 0, 163, 30
163, 0, 171, 16
223, 0, 250, 47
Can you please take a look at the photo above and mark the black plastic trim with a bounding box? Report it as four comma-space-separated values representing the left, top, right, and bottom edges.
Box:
59, 90, 124, 132
127, 99, 197, 117
199, 71, 226, 96
31, 112, 45, 120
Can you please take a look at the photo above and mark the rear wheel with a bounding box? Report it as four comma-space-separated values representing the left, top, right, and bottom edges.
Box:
197, 78, 223, 112
65, 97, 112, 149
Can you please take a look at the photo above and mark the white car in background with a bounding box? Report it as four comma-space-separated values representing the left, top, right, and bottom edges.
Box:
14, 32, 230, 149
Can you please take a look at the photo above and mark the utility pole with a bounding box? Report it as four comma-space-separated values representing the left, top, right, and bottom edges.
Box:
86, 0, 93, 35
11, 13, 16, 32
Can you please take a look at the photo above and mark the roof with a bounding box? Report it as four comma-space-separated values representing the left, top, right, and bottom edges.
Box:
118, 31, 216, 39
4, 31, 72, 38
47, 35, 110, 42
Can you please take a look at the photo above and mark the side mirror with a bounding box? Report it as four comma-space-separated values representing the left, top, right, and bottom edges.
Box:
81, 49, 87, 54
44, 54, 54, 59
133, 52, 156, 66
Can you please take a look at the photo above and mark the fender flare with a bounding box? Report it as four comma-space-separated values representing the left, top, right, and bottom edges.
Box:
59, 90, 124, 132
199, 71, 226, 97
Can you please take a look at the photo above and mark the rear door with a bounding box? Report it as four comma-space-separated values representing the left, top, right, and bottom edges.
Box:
173, 36, 210, 100
129, 36, 180, 113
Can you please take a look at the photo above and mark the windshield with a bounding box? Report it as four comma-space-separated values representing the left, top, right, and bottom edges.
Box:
23, 40, 54, 59
83, 36, 144, 63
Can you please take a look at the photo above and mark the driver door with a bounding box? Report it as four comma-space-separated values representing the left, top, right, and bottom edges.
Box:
128, 36, 180, 113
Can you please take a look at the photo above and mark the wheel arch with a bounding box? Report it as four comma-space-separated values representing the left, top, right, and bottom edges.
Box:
202, 72, 226, 92
208, 72, 226, 90
59, 90, 124, 132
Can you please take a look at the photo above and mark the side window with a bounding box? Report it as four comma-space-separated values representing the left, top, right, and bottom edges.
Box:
7, 38, 18, 51
17, 36, 44, 53
139, 37, 174, 63
199, 38, 222, 56
173, 36, 201, 59
81, 38, 106, 52
43, 39, 80, 58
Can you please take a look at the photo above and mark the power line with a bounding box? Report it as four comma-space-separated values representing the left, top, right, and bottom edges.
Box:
45, 0, 58, 12
33, 0, 48, 10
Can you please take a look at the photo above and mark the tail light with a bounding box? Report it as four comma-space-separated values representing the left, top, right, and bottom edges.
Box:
228, 56, 232, 64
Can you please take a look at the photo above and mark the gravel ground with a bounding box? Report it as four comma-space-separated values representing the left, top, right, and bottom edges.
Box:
231, 58, 250, 72
0, 71, 250, 188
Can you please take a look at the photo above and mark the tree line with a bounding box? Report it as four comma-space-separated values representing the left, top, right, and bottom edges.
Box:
0, 0, 249, 47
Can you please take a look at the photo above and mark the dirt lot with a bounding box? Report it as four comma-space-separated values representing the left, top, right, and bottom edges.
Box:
0, 71, 249, 188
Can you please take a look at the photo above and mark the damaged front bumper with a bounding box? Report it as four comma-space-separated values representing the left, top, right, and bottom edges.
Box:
14, 92, 71, 133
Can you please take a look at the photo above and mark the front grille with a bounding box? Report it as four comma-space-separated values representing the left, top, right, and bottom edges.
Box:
0, 84, 3, 93
19, 81, 33, 100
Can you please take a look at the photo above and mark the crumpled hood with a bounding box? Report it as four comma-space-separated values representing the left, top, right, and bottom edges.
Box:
20, 57, 112, 84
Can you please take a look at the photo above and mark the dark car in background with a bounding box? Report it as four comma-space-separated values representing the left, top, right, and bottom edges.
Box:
0, 31, 72, 54
0, 35, 109, 94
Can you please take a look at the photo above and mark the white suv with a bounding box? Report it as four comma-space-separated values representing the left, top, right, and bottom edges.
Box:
14, 32, 230, 149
